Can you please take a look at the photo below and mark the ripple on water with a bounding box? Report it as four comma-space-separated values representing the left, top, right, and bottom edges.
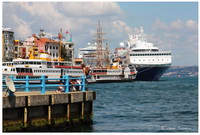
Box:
90, 77, 198, 132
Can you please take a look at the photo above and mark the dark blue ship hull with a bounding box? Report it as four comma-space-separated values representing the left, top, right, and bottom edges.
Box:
135, 66, 170, 81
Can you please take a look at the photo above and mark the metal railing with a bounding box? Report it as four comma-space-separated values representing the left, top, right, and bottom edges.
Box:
2, 75, 86, 94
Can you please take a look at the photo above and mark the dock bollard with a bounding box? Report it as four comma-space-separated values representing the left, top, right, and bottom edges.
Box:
25, 75, 30, 92
41, 75, 46, 94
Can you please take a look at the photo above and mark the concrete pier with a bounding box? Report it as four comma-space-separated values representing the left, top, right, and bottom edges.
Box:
3, 91, 96, 132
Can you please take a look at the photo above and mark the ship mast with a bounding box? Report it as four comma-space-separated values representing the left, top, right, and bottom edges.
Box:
96, 20, 108, 67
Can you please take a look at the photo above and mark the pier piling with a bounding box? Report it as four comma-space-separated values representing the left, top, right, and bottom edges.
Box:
3, 91, 96, 132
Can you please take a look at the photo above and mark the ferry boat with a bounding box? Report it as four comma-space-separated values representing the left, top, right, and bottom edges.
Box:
2, 58, 84, 84
120, 27, 172, 81
86, 61, 137, 83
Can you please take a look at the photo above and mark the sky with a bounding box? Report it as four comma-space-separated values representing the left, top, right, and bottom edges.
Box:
2, 2, 198, 66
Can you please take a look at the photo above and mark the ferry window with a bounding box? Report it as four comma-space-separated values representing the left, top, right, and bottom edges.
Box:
29, 61, 33, 64
42, 62, 46, 65
37, 62, 41, 65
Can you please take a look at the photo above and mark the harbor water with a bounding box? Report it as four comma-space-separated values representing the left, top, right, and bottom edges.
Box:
13, 76, 198, 132
88, 76, 198, 132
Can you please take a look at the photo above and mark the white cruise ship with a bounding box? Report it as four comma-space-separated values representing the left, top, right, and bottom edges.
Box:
120, 27, 172, 81
78, 42, 98, 58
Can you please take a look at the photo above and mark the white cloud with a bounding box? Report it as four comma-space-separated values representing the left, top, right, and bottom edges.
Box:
151, 19, 198, 66
59, 2, 122, 17
152, 19, 168, 31
11, 14, 32, 39
185, 19, 197, 31
170, 19, 183, 30
153, 19, 197, 32
112, 20, 133, 34
3, 2, 123, 40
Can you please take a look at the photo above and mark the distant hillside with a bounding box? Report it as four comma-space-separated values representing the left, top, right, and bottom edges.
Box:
163, 66, 198, 77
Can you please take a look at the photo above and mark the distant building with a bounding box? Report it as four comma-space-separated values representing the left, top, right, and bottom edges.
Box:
22, 36, 35, 58
2, 27, 15, 61
43, 38, 60, 61
62, 41, 74, 63
13, 40, 24, 58
21, 29, 75, 62
25, 34, 60, 61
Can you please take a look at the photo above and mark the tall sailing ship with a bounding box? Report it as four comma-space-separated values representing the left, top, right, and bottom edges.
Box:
79, 21, 137, 83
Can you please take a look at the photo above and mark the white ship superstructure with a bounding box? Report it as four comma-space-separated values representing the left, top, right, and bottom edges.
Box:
2, 58, 84, 83
87, 62, 137, 83
78, 42, 98, 58
120, 27, 172, 81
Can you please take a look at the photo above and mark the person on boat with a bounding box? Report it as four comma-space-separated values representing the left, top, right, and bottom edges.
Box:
76, 80, 81, 91
56, 83, 64, 93
70, 80, 77, 92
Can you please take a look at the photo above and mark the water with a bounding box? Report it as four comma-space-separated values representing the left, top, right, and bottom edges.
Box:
87, 76, 198, 132
11, 76, 198, 132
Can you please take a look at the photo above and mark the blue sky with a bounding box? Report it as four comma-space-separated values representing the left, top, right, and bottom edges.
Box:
119, 2, 198, 30
3, 2, 198, 66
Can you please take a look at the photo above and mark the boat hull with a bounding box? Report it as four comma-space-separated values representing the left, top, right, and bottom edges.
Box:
87, 78, 135, 84
135, 65, 170, 81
